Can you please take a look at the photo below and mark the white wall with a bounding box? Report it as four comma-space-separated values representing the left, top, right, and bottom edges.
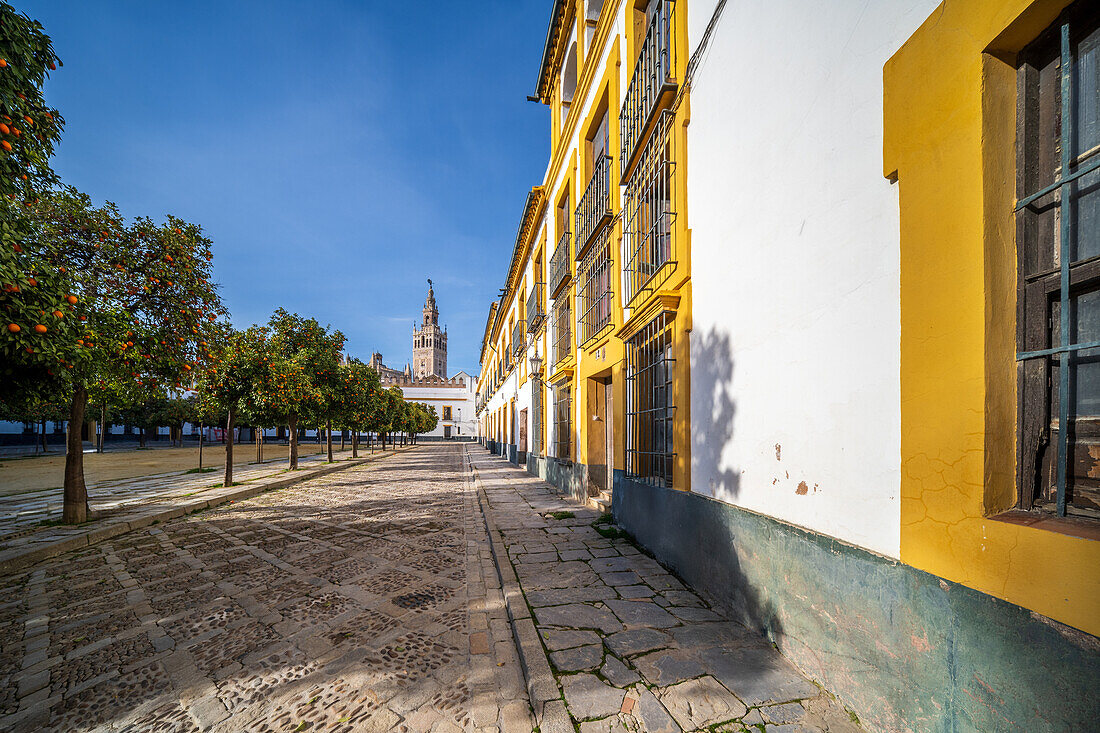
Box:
401, 376, 479, 439
685, 0, 939, 559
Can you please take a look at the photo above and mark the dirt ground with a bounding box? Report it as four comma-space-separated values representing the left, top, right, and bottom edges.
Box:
0, 440, 350, 496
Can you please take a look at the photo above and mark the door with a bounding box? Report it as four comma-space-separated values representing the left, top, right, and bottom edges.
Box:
519, 409, 528, 453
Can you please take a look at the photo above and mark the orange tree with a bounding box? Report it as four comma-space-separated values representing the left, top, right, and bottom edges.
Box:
0, 1, 65, 201
267, 308, 343, 469
196, 326, 272, 487
333, 357, 382, 458
410, 402, 438, 441
1, 187, 225, 523
376, 385, 405, 449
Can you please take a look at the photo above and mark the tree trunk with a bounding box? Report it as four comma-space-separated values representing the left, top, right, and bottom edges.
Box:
39, 420, 46, 453
138, 426, 146, 448
256, 428, 263, 464
341, 430, 346, 452
224, 406, 236, 487
98, 405, 106, 453
352, 430, 359, 458
326, 418, 334, 462
199, 423, 204, 469
63, 387, 89, 524
288, 416, 299, 470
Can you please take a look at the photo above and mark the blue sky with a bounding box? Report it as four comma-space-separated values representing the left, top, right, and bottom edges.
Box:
21, 0, 549, 377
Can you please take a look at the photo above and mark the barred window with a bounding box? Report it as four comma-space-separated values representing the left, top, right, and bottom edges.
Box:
1016, 1, 1100, 518
577, 226, 614, 346
552, 294, 572, 366
554, 382, 572, 460
625, 312, 675, 487
623, 110, 675, 305
532, 380, 543, 454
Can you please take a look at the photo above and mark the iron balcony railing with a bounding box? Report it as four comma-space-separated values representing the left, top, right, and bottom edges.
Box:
549, 230, 572, 298
575, 154, 613, 259
577, 226, 614, 346
623, 110, 676, 306
551, 294, 572, 367
620, 0, 676, 180
527, 282, 546, 332
512, 319, 526, 358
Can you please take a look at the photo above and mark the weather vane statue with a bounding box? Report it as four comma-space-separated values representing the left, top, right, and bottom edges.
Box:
428, 278, 433, 290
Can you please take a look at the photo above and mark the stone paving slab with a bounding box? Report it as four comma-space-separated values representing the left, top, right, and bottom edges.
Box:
468, 446, 866, 733
0, 444, 532, 731
0, 449, 414, 577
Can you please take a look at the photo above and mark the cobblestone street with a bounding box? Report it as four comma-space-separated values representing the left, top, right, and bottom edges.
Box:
470, 449, 864, 733
0, 443, 870, 732
0, 444, 529, 732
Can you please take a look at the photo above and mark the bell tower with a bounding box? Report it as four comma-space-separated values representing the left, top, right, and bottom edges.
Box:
412, 279, 448, 379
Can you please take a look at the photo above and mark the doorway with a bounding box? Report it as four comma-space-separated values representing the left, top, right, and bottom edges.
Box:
586, 377, 613, 497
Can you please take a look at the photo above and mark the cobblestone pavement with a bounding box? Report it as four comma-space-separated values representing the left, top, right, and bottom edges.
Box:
0, 448, 354, 544
470, 449, 865, 733
0, 444, 532, 732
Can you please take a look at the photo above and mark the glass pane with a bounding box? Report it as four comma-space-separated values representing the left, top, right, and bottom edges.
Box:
1071, 288, 1100, 415
1072, 167, 1100, 261
1077, 25, 1100, 158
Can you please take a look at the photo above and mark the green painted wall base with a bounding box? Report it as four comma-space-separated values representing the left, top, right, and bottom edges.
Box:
611, 471, 1100, 733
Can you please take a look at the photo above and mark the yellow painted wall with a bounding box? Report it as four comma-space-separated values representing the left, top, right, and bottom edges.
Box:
886, 0, 1099, 635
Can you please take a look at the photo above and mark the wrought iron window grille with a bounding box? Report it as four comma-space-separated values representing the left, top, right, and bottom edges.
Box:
549, 230, 573, 298
576, 154, 614, 260
553, 382, 572, 460
623, 110, 677, 307
551, 294, 573, 368
620, 0, 677, 181
1015, 6, 1100, 518
625, 311, 675, 488
527, 282, 547, 332
577, 225, 615, 347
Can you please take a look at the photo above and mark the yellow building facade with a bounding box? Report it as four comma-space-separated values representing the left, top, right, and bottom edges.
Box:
477, 0, 1100, 729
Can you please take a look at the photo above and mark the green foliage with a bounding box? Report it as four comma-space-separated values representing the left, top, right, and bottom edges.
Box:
0, 188, 228, 406
332, 357, 382, 432
266, 308, 344, 427
0, 2, 65, 199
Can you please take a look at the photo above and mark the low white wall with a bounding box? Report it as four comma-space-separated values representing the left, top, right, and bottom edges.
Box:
685, 0, 939, 558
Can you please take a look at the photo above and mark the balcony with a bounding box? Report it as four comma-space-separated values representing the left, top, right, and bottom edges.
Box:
549, 230, 572, 298
575, 154, 613, 259
527, 282, 546, 332
620, 0, 676, 181
512, 319, 526, 358
623, 110, 676, 306
552, 295, 572, 367
577, 226, 614, 346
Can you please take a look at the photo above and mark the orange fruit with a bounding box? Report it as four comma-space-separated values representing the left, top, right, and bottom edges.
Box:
52, 310, 63, 318
0, 123, 8, 134
7, 323, 20, 333
1, 141, 11, 152
22, 116, 32, 126
66, 294, 77, 304
0, 60, 6, 67
33, 324, 47, 334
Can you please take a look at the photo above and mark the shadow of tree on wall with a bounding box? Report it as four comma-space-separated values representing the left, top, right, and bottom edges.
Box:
690, 327, 741, 499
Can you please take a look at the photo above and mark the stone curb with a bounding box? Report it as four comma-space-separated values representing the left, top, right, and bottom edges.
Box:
464, 445, 572, 733
0, 446, 414, 577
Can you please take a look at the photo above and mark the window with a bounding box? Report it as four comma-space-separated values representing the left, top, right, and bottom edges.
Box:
1016, 1, 1100, 518
623, 110, 675, 305
443, 406, 452, 421
552, 293, 572, 366
625, 312, 675, 487
578, 225, 614, 345
554, 382, 572, 459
